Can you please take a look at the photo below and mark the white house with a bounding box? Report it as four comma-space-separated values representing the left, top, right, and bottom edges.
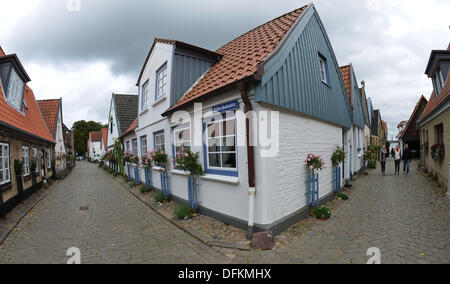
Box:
132, 4, 354, 236
37, 98, 67, 173
88, 130, 104, 162
340, 65, 366, 182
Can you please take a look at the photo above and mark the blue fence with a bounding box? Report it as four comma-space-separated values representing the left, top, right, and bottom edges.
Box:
127, 164, 131, 179
187, 176, 199, 209
333, 166, 341, 193
307, 172, 319, 208
160, 171, 169, 197
144, 168, 152, 190
134, 166, 139, 183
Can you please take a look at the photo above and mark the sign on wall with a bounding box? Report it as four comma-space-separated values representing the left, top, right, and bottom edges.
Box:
212, 100, 239, 114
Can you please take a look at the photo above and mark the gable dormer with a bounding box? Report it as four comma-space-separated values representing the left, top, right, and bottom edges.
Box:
0, 54, 31, 112
425, 47, 450, 97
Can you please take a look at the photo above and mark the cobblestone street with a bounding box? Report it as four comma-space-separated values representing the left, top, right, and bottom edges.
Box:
0, 160, 448, 264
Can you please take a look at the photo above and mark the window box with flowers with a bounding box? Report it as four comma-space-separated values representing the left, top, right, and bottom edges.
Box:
331, 145, 345, 192
175, 149, 205, 210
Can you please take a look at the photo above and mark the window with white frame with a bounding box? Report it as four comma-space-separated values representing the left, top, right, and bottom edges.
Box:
6, 68, 25, 110
132, 139, 138, 155
22, 146, 30, 176
174, 127, 191, 153
0, 143, 10, 185
47, 149, 51, 169
141, 80, 149, 110
154, 131, 165, 151
318, 54, 329, 85
206, 117, 237, 170
155, 63, 168, 100
33, 148, 39, 174
140, 136, 147, 157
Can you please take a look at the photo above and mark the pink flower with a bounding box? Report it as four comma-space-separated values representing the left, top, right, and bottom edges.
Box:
182, 147, 185, 152
309, 166, 313, 170
185, 153, 189, 157
161, 151, 164, 154
171, 159, 174, 163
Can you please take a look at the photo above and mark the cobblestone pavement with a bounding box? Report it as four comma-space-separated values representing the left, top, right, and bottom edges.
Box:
228, 159, 449, 264
0, 162, 226, 264
0, 160, 448, 264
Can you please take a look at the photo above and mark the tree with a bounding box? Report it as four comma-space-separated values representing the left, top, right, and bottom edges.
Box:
72, 120, 107, 155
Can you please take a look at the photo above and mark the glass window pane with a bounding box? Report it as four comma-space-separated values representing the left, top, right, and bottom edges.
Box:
208, 138, 220, 152
223, 120, 235, 135
221, 153, 236, 168
183, 129, 190, 140
222, 136, 236, 152
208, 123, 219, 138
208, 153, 221, 167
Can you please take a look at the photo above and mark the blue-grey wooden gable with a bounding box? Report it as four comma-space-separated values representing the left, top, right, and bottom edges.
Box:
350, 68, 366, 129
170, 46, 217, 107
254, 6, 352, 129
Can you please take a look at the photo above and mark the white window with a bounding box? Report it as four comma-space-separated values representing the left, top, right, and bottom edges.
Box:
47, 149, 51, 169
140, 136, 147, 156
206, 118, 237, 170
174, 127, 191, 153
22, 146, 30, 176
141, 80, 149, 110
126, 141, 130, 152
156, 63, 168, 100
319, 55, 329, 84
0, 143, 11, 185
154, 132, 165, 151
132, 139, 138, 155
6, 68, 25, 110
33, 148, 39, 173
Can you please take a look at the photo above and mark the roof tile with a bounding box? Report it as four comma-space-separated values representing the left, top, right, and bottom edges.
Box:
37, 99, 60, 138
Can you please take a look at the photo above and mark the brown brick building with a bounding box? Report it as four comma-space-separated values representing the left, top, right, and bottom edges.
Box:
0, 46, 55, 216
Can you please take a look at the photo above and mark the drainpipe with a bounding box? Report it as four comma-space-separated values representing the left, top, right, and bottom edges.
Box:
237, 80, 256, 240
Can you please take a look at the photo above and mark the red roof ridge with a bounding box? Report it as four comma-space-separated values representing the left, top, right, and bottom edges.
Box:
122, 117, 138, 137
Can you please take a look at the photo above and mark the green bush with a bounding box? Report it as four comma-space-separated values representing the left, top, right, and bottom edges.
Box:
140, 185, 150, 194
367, 161, 377, 169
173, 204, 194, 219
129, 181, 137, 188
423, 168, 429, 174
337, 193, 349, 200
313, 206, 331, 219
113, 171, 119, 177
154, 191, 168, 203
434, 173, 438, 181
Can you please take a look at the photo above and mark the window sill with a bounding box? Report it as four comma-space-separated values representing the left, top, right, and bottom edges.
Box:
152, 166, 166, 172
171, 169, 190, 176
321, 81, 331, 88
200, 174, 239, 185
152, 96, 166, 107
139, 108, 149, 116
23, 175, 31, 181
0, 182, 12, 192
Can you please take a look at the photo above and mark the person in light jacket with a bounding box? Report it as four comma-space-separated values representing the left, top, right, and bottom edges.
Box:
394, 145, 402, 175
379, 145, 387, 175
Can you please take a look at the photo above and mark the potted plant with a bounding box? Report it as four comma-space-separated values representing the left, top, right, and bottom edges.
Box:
150, 149, 169, 198
175, 149, 205, 210
331, 145, 345, 168
304, 153, 325, 215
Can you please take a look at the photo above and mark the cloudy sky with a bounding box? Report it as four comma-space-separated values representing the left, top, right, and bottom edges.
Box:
1, 0, 449, 138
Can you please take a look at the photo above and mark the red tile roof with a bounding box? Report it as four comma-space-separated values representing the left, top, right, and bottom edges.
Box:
0, 48, 55, 143
37, 99, 60, 137
89, 131, 102, 142
340, 65, 352, 109
167, 5, 309, 112
420, 44, 450, 122
101, 128, 108, 149
122, 118, 137, 137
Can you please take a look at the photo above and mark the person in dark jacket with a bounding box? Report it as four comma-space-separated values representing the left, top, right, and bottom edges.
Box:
403, 144, 412, 174
379, 145, 387, 175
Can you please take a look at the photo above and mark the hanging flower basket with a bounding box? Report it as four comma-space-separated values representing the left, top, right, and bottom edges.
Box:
331, 145, 345, 168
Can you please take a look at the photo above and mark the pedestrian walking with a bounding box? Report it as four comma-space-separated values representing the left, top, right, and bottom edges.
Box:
403, 144, 412, 174
391, 148, 395, 159
379, 145, 387, 175
394, 145, 402, 175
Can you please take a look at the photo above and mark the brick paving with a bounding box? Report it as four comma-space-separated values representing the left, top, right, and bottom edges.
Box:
0, 159, 448, 264
0, 162, 226, 264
